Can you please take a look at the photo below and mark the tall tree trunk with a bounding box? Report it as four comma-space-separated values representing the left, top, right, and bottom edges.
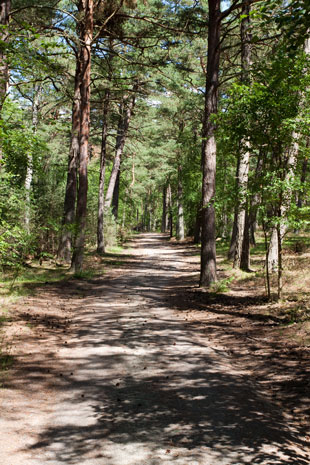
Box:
143, 201, 148, 231
240, 205, 250, 270
248, 155, 263, 247
228, 208, 238, 259
105, 83, 138, 210
233, 2, 252, 269
24, 83, 41, 232
233, 142, 250, 268
0, 0, 10, 114
97, 88, 110, 254
249, 191, 260, 247
58, 58, 82, 261
267, 224, 278, 272
71, 0, 93, 272
277, 221, 283, 300
200, 0, 221, 287
0, 0, 10, 169
166, 184, 171, 232
112, 165, 120, 219
161, 184, 167, 233
166, 183, 173, 237
176, 163, 185, 240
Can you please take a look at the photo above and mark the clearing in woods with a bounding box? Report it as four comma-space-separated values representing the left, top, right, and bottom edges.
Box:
0, 233, 309, 464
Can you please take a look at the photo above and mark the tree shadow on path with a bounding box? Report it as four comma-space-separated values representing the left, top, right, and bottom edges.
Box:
11, 233, 310, 464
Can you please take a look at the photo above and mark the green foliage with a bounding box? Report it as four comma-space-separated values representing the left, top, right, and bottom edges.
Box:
0, 222, 35, 270
0, 0, 308, 293
210, 276, 234, 294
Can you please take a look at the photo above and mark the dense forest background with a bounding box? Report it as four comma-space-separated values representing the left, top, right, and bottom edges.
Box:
1, 0, 310, 299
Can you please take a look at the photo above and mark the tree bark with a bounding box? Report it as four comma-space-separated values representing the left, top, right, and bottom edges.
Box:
24, 83, 41, 232
233, 2, 252, 269
58, 56, 82, 261
0, 0, 10, 169
71, 0, 93, 272
228, 208, 238, 259
97, 88, 110, 254
166, 183, 173, 237
233, 141, 250, 268
166, 184, 171, 232
105, 83, 138, 210
176, 163, 185, 240
277, 222, 283, 300
112, 165, 120, 219
161, 184, 167, 233
0, 0, 10, 112
240, 205, 250, 271
200, 0, 221, 287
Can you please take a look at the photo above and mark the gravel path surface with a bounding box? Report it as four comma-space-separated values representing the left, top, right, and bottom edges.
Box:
1, 233, 309, 464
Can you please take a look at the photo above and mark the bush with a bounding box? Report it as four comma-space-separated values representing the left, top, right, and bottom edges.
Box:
0, 222, 35, 270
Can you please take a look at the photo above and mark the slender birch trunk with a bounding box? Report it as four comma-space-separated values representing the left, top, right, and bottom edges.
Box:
0, 0, 10, 113
176, 163, 185, 240
24, 84, 41, 232
166, 183, 173, 237
0, 0, 10, 169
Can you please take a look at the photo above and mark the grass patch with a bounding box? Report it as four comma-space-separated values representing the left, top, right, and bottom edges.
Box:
0, 261, 71, 307
214, 231, 310, 327
214, 238, 230, 255
106, 245, 125, 254
73, 269, 97, 280
283, 235, 310, 253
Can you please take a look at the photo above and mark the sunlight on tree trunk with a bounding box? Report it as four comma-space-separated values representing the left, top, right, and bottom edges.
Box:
71, 0, 94, 272
176, 163, 184, 240
200, 0, 221, 287
25, 84, 41, 232
58, 61, 81, 261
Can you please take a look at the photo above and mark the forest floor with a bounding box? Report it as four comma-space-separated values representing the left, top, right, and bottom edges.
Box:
0, 233, 309, 465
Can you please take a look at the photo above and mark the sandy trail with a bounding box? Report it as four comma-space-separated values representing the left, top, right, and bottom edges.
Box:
0, 233, 309, 464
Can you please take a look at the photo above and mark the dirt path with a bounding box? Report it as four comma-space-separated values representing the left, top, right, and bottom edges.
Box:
1, 233, 309, 464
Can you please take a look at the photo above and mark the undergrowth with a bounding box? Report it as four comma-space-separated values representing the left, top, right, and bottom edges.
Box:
216, 233, 310, 327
